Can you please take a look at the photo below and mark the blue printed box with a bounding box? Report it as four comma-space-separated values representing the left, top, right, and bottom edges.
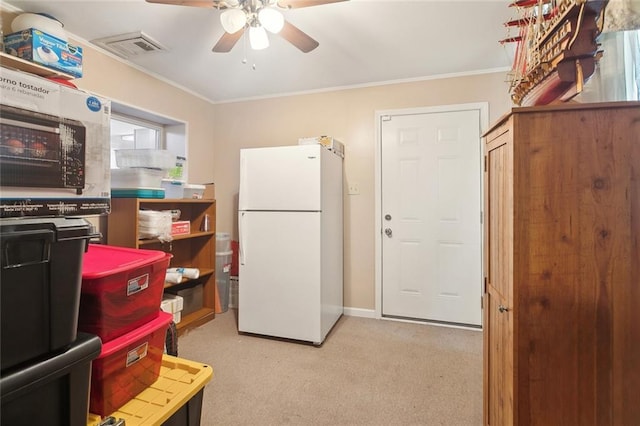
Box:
4, 29, 83, 78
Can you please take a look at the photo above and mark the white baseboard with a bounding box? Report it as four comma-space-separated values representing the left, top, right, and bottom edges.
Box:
343, 307, 376, 318
381, 316, 482, 331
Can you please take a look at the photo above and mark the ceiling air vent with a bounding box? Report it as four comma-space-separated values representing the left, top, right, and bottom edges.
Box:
91, 31, 168, 59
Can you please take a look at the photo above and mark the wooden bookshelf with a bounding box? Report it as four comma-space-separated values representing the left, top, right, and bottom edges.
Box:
107, 197, 217, 334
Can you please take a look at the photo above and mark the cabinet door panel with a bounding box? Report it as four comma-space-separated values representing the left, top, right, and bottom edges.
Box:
487, 138, 512, 304
484, 136, 514, 425
485, 289, 513, 426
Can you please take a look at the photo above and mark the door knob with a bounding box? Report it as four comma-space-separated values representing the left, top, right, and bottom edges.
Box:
498, 305, 509, 313
384, 228, 393, 237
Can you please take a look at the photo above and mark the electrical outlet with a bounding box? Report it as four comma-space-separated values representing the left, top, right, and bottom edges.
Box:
348, 182, 360, 195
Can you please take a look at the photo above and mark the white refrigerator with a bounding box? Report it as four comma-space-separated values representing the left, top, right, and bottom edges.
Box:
238, 144, 343, 345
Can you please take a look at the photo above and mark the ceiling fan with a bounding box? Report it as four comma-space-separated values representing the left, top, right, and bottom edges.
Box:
145, 0, 348, 53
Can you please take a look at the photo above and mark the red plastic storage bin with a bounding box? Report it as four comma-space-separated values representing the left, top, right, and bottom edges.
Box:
79, 244, 171, 342
90, 311, 172, 416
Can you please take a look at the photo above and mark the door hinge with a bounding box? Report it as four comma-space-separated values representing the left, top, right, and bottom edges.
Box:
381, 115, 392, 122
480, 211, 483, 224
484, 155, 487, 172
481, 295, 483, 309
484, 276, 487, 294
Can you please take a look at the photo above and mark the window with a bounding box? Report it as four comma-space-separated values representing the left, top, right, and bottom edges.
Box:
579, 29, 640, 102
109, 102, 187, 178
110, 115, 163, 168
623, 29, 639, 100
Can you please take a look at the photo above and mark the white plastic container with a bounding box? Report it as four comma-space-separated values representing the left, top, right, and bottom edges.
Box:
115, 149, 176, 169
216, 250, 233, 313
11, 13, 68, 41
161, 179, 185, 199
160, 299, 173, 314
162, 293, 184, 314
216, 232, 231, 253
110, 168, 164, 189
183, 184, 205, 199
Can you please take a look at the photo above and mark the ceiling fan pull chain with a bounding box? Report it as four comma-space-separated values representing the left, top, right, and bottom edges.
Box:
242, 27, 248, 64
238, 28, 257, 70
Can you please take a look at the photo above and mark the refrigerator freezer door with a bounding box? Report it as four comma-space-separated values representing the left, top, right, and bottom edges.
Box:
238, 211, 322, 343
239, 145, 322, 211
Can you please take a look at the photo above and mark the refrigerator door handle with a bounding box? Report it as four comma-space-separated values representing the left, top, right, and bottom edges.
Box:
239, 212, 246, 265
239, 155, 246, 209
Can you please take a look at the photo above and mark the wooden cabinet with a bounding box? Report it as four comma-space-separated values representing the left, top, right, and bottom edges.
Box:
483, 102, 640, 425
107, 198, 216, 335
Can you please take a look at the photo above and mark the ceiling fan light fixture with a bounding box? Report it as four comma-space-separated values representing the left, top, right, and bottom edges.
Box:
220, 9, 246, 34
258, 8, 284, 33
249, 25, 269, 50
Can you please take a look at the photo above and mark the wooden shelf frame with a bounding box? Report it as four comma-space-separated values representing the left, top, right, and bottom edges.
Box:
107, 197, 217, 334
163, 268, 214, 290
139, 230, 215, 246
1, 51, 75, 80
176, 308, 216, 332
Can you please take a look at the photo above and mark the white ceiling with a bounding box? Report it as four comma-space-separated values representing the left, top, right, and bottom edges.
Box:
3, 0, 515, 103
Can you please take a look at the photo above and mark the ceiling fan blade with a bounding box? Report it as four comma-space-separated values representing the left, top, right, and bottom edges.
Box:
212, 29, 245, 52
276, 0, 348, 8
145, 0, 228, 8
279, 20, 319, 52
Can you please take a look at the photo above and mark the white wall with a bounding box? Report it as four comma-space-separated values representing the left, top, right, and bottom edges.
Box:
211, 72, 512, 310
1, 8, 513, 310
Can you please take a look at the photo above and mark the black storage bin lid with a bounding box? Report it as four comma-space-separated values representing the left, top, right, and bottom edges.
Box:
0, 217, 95, 244
0, 333, 102, 399
0, 333, 102, 426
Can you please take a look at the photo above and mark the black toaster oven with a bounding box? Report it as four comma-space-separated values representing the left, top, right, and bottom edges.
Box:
0, 104, 86, 194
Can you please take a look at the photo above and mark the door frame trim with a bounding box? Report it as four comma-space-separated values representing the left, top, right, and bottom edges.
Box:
374, 102, 490, 321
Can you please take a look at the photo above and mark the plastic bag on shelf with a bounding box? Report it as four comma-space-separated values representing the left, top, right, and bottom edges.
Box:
138, 210, 172, 242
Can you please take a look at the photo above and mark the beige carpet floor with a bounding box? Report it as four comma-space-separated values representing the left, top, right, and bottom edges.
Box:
178, 310, 483, 426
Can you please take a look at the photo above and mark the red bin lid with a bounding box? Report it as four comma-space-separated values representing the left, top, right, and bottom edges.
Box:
82, 244, 169, 279
98, 311, 173, 358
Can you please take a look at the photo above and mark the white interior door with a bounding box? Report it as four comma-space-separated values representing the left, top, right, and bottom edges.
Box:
380, 108, 482, 326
